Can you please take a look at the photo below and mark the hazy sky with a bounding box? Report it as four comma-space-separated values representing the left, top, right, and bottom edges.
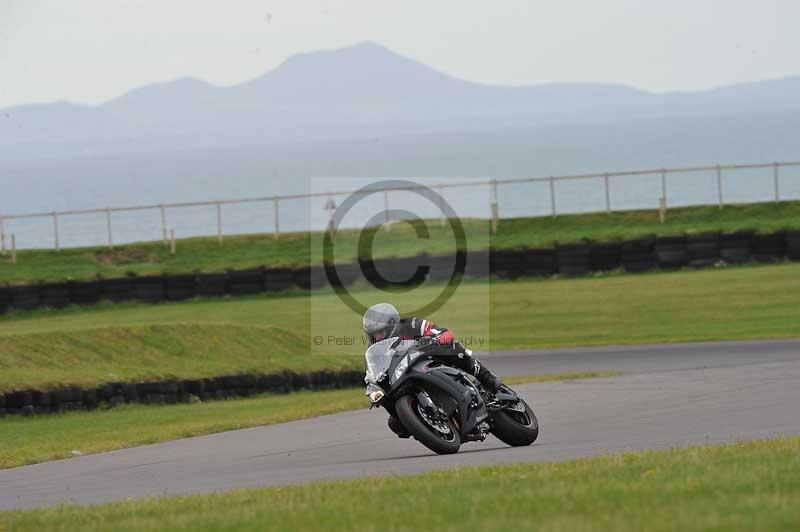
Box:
1, 0, 797, 108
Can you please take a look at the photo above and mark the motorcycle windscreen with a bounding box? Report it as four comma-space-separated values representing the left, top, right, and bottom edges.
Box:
364, 337, 398, 384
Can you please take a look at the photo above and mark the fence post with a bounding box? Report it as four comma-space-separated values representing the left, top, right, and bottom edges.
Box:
490, 178, 499, 235
773, 162, 780, 203
160, 205, 168, 244
661, 169, 668, 207
170, 229, 176, 256
216, 202, 223, 244
106, 208, 113, 250
0, 217, 5, 255
325, 193, 336, 237
11, 234, 16, 264
52, 211, 60, 251
273, 197, 280, 239
549, 177, 556, 217
603, 173, 611, 213
716, 164, 724, 208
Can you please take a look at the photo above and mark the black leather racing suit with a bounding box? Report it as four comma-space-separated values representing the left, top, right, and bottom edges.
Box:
393, 317, 489, 379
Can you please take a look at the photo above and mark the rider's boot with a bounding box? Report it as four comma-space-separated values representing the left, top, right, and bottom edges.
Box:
451, 342, 503, 394
476, 365, 503, 394
387, 415, 410, 438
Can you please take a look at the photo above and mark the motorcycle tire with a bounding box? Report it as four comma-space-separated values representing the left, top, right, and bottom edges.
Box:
491, 399, 539, 446
395, 394, 461, 455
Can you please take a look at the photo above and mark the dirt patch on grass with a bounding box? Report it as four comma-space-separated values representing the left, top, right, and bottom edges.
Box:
93, 249, 155, 265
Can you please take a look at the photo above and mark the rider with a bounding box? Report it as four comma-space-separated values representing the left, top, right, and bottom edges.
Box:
362, 303, 503, 438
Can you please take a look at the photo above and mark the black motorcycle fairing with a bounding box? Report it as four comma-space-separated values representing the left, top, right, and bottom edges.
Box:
424, 384, 458, 418
391, 358, 488, 436
493, 388, 519, 404
495, 390, 516, 400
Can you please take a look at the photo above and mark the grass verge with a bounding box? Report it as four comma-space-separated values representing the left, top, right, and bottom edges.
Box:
0, 372, 612, 470
0, 263, 798, 392
504, 371, 620, 385
2, 436, 798, 531
2, 201, 799, 284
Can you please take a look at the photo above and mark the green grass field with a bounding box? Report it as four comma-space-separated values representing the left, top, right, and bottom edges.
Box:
1, 263, 798, 392
0, 372, 612, 470
2, 436, 797, 531
1, 201, 799, 284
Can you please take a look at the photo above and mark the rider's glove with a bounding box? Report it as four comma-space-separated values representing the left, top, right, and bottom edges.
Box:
437, 330, 455, 346
368, 390, 385, 404
366, 383, 385, 404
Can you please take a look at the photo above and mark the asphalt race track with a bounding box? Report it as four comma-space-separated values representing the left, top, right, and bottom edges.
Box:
2, 339, 799, 510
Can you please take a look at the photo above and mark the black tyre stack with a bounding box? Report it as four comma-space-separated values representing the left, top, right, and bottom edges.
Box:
32, 390, 54, 414
101, 277, 135, 302
326, 261, 360, 288
40, 282, 71, 309
686, 232, 720, 268
69, 280, 101, 305
621, 236, 656, 273
292, 265, 329, 290
556, 242, 591, 276
464, 250, 491, 279
519, 248, 555, 277
491, 249, 524, 279
786, 230, 800, 261
164, 275, 198, 301
1, 227, 798, 315
720, 230, 753, 264
5, 390, 34, 416
367, 258, 405, 287
9, 285, 40, 310
2, 368, 369, 416
393, 254, 432, 286
655, 235, 688, 269
228, 268, 265, 295
0, 285, 11, 315
427, 253, 458, 283
134, 276, 166, 303
752, 231, 786, 263
196, 272, 229, 297
264, 267, 295, 292
358, 257, 385, 288
589, 241, 622, 272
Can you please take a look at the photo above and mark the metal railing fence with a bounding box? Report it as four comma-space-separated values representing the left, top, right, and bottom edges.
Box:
1, 160, 799, 253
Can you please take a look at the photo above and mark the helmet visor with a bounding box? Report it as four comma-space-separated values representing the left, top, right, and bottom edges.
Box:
371, 326, 393, 342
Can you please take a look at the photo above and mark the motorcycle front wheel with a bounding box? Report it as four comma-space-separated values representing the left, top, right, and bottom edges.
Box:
395, 394, 461, 455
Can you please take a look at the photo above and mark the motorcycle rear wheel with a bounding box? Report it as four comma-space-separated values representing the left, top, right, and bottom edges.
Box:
395, 394, 461, 455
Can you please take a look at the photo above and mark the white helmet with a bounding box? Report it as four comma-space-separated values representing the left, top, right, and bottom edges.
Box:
363, 303, 400, 343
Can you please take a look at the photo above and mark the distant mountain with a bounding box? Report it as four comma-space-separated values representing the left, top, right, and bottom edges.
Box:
2, 41, 799, 162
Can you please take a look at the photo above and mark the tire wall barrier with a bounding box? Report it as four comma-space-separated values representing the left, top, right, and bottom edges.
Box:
0, 229, 798, 315
0, 369, 366, 418
655, 235, 688, 269
556, 242, 591, 277
621, 235, 657, 273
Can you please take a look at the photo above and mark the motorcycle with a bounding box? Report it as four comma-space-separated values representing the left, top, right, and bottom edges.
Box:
365, 336, 539, 455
